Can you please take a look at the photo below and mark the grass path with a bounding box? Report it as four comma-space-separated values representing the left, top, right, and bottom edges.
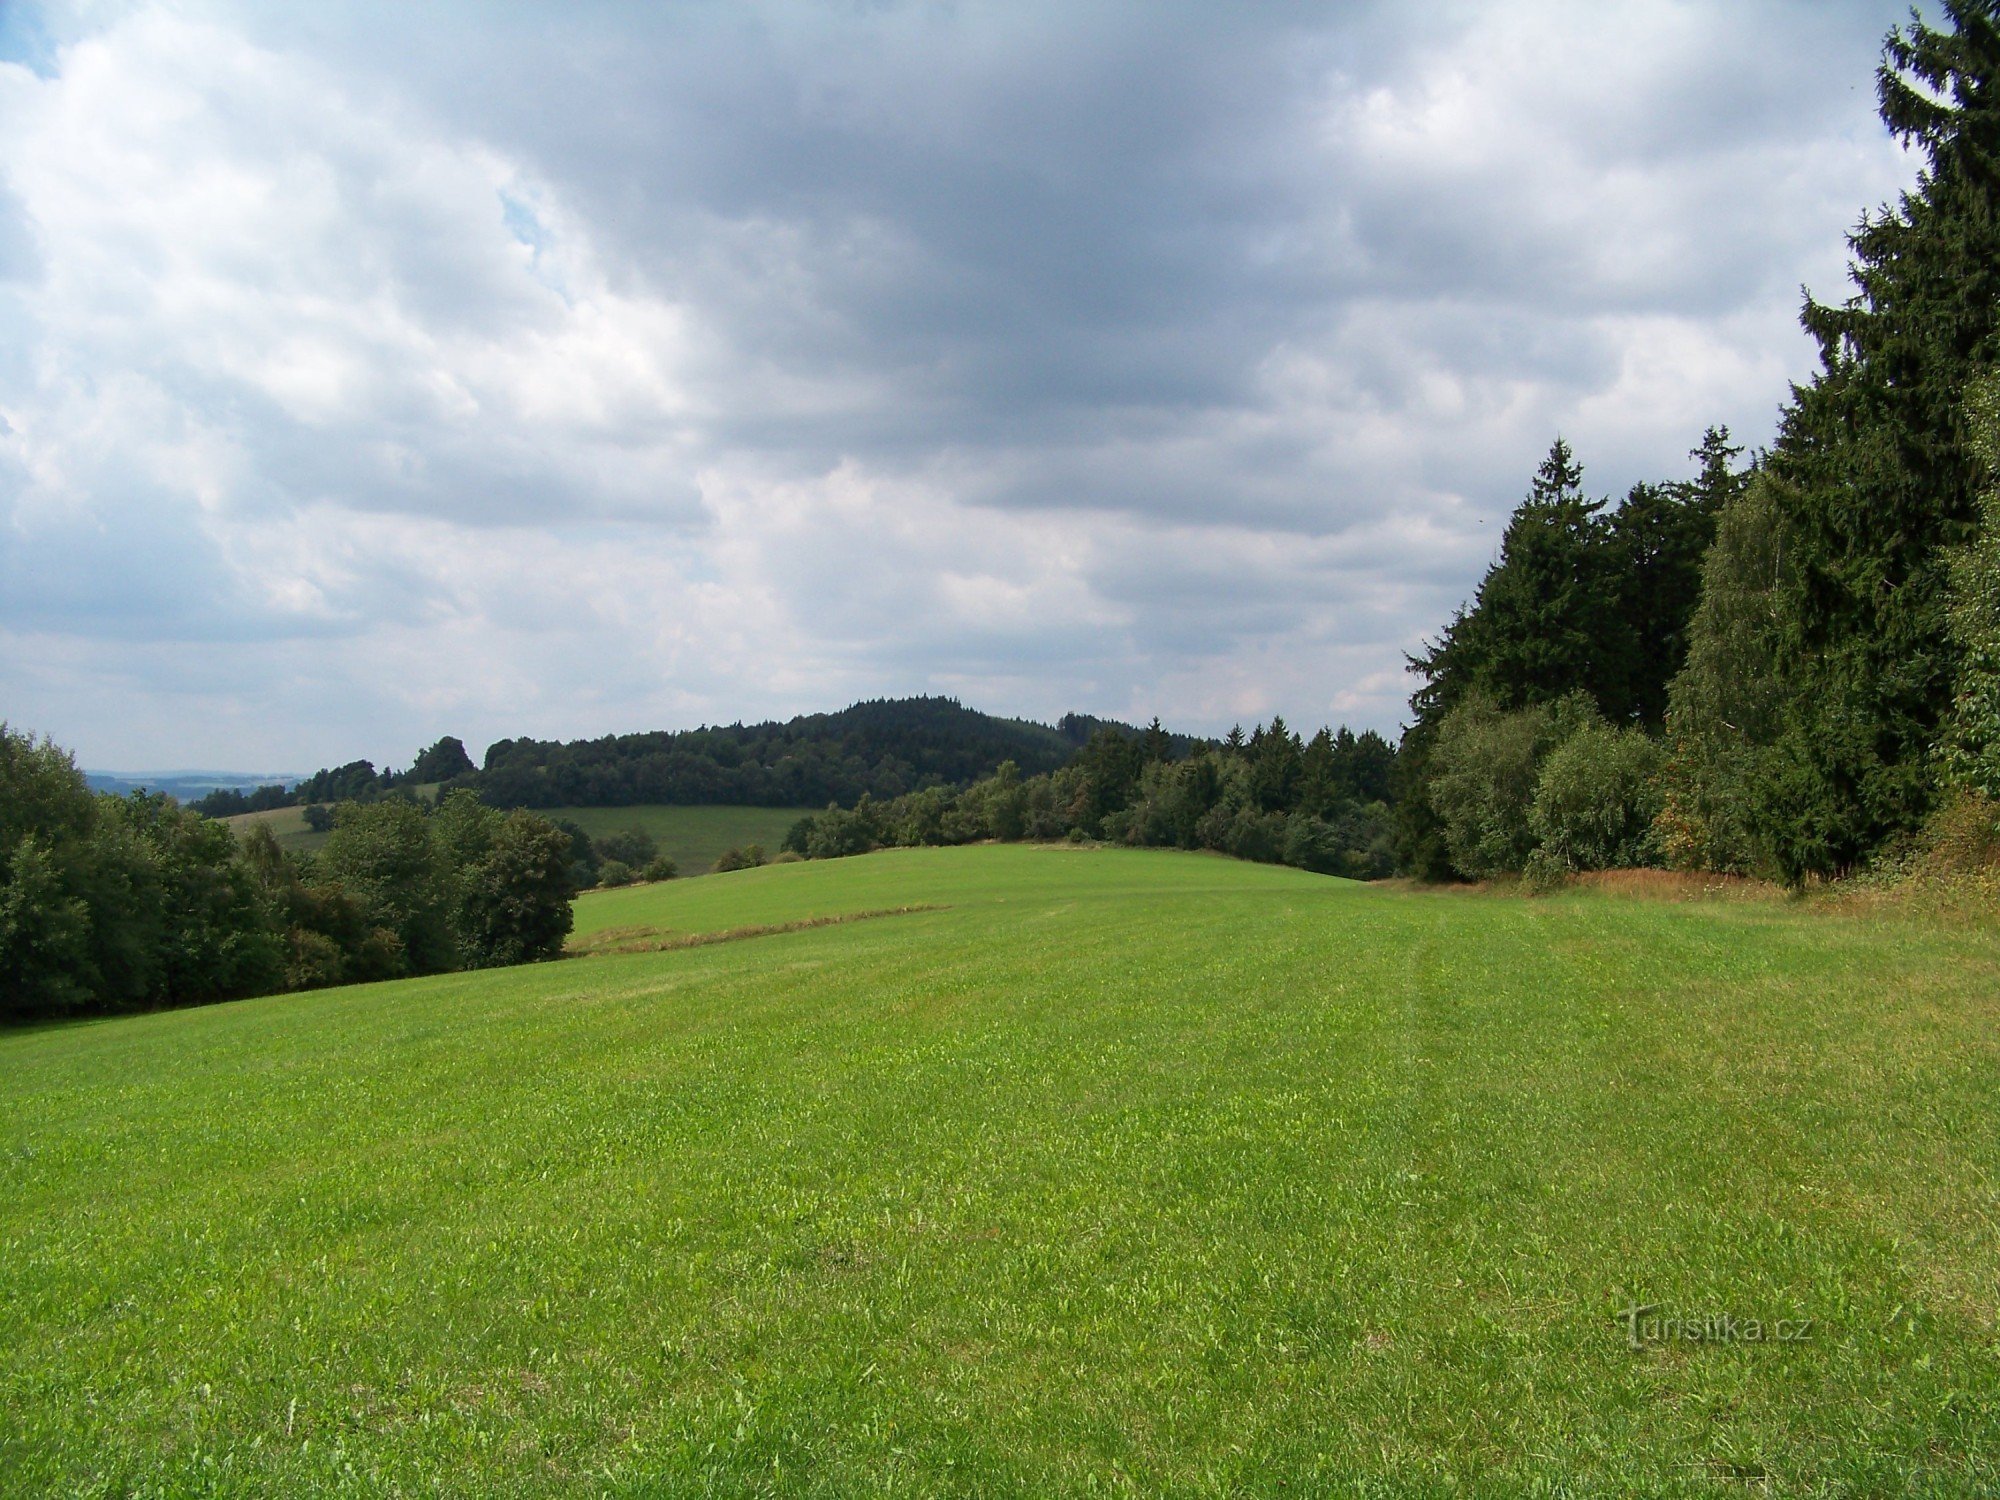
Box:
3, 846, 1998, 1494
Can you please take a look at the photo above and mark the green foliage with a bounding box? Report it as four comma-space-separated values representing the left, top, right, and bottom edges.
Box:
294, 759, 387, 806
713, 844, 769, 874
475, 696, 1078, 810
802, 800, 885, 860
1247, 716, 1303, 812
318, 801, 456, 976
2, 729, 578, 1020
100, 793, 285, 1005
0, 728, 108, 1018
551, 817, 600, 890
1655, 474, 1796, 875
596, 859, 636, 889
548, 805, 801, 877
781, 722, 1400, 881
1943, 374, 2000, 798
408, 734, 477, 785
1401, 432, 1738, 880
190, 783, 291, 818
1755, 4, 2000, 877
1527, 718, 1665, 878
453, 811, 577, 966
243, 824, 395, 991
1604, 428, 1744, 726
592, 825, 659, 869
0, 833, 96, 1019
1410, 434, 1740, 733
1427, 694, 1559, 878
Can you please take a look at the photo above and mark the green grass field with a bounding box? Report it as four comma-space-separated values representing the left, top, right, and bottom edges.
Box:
554, 804, 804, 876
4, 846, 1999, 1494
220, 802, 326, 854
223, 802, 801, 874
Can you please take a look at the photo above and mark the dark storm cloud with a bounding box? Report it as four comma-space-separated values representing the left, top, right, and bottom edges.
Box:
225, 1, 1900, 470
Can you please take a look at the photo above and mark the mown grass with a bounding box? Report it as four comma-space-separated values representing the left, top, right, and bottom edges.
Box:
3, 845, 1998, 1495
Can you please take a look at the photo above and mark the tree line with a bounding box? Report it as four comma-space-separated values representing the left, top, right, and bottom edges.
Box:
1, 726, 577, 1023
192, 699, 1086, 821
1394, 2, 2000, 889
780, 718, 1400, 879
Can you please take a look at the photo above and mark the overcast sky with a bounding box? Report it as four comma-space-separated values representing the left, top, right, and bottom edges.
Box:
0, 0, 1919, 771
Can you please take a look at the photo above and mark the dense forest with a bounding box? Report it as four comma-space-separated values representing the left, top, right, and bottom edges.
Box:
0, 726, 577, 1023
777, 718, 1400, 879
1391, 1, 2000, 890
193, 699, 1087, 819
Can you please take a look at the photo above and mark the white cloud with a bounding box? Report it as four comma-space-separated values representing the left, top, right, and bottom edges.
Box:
0, 0, 1922, 768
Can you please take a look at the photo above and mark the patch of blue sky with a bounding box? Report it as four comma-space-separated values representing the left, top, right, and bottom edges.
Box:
499, 187, 571, 302
0, 3, 57, 78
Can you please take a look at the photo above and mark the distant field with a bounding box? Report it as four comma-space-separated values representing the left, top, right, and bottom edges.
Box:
220, 802, 325, 854
223, 802, 803, 874
553, 803, 804, 875
5, 846, 1999, 1494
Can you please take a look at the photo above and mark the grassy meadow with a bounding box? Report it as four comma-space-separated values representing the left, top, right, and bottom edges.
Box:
222, 802, 802, 874
3, 845, 1999, 1494
220, 802, 326, 855
555, 804, 804, 876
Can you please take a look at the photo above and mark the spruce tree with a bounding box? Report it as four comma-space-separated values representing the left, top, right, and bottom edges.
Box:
1761, 2, 2000, 876
1408, 438, 1620, 719
1603, 429, 1744, 727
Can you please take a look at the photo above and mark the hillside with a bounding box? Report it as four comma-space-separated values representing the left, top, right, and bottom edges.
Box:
221, 801, 803, 876
552, 804, 804, 876
4, 846, 1998, 1493
468, 696, 1083, 809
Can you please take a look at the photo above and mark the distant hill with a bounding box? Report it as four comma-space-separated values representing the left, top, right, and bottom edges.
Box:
84, 770, 300, 799
177, 697, 1227, 820
468, 696, 1089, 810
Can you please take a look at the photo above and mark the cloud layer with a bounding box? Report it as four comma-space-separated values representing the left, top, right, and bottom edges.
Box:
0, 0, 1916, 768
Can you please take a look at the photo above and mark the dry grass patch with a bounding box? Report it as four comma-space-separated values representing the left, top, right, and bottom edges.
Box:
566, 905, 944, 957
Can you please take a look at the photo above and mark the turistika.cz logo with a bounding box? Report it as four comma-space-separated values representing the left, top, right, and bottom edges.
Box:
1615, 1304, 1815, 1350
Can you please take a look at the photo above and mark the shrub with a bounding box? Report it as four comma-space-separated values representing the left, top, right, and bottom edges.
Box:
804, 806, 877, 859
639, 856, 678, 882
1653, 474, 1794, 876
1225, 808, 1287, 865
1427, 694, 1555, 878
452, 810, 575, 966
1529, 720, 1665, 874
1282, 814, 1343, 874
596, 859, 635, 888
594, 826, 658, 868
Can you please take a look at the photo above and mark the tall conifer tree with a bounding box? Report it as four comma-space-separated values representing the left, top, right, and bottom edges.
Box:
1761, 1, 2000, 876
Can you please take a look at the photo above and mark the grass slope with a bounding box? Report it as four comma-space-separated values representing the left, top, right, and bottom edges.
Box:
4, 846, 1999, 1495
222, 802, 802, 873
555, 804, 803, 876
220, 803, 325, 854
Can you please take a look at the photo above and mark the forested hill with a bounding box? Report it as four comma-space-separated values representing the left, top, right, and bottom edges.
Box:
467, 697, 1086, 809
